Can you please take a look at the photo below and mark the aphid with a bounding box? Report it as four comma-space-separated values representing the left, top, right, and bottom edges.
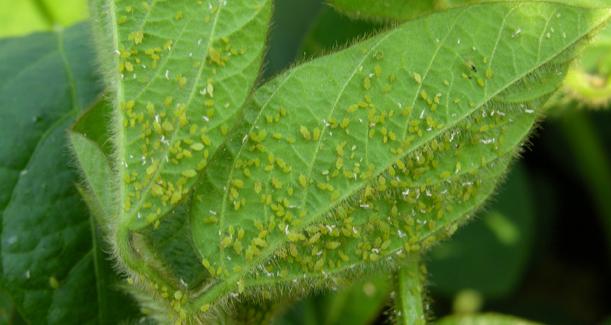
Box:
300, 126, 311, 140
128, 31, 144, 45
49, 276, 60, 289
413, 72, 422, 84
465, 60, 477, 73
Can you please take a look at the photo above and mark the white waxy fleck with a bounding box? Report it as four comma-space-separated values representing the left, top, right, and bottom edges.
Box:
481, 138, 496, 144
512, 28, 522, 38
7, 236, 17, 245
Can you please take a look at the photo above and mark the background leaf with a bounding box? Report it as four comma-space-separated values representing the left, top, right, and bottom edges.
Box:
275, 273, 392, 325
188, 2, 609, 312
0, 24, 136, 324
0, 0, 88, 37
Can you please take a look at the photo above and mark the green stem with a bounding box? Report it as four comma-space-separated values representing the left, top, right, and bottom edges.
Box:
558, 109, 611, 255
395, 257, 427, 325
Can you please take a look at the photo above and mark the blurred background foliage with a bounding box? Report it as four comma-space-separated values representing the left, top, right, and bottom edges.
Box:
1, 0, 611, 324
0, 0, 87, 37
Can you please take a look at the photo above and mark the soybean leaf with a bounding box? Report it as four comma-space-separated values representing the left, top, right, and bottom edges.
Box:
0, 25, 104, 323
89, 0, 273, 230
189, 2, 610, 312
328, 0, 611, 22
0, 26, 134, 324
70, 129, 115, 224
320, 273, 391, 325
436, 313, 541, 325
0, 0, 88, 37
328, 0, 441, 22
71, 100, 145, 324
428, 165, 535, 299
71, 99, 117, 228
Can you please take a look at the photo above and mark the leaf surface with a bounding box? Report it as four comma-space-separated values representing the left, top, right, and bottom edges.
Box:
436, 313, 541, 325
92, 0, 273, 229
0, 25, 102, 324
329, 0, 611, 22
188, 2, 610, 310
329, 0, 441, 21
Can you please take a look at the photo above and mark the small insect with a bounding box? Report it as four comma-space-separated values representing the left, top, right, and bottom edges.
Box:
465, 60, 477, 73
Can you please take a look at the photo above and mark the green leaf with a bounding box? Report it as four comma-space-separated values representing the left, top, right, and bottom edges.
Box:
0, 0, 88, 37
320, 273, 391, 325
394, 260, 427, 325
188, 1, 609, 312
71, 99, 143, 324
436, 313, 541, 325
428, 165, 535, 298
0, 24, 103, 323
70, 129, 115, 224
328, 0, 611, 22
328, 0, 442, 22
90, 0, 273, 230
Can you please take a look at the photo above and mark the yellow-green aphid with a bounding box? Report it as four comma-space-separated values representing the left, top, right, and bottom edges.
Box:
413, 72, 422, 84
300, 125, 311, 140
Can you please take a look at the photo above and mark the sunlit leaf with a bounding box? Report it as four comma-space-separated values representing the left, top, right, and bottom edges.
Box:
186, 3, 610, 315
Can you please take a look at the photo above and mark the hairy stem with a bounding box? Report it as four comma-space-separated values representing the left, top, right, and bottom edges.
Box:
395, 257, 427, 325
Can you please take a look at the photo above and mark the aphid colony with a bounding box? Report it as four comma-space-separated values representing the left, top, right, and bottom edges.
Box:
191, 30, 539, 284
114, 0, 268, 229
92, 2, 594, 320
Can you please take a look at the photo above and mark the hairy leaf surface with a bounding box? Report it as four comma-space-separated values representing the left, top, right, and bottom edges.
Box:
328, 0, 441, 21
91, 0, 273, 229
0, 25, 102, 324
188, 2, 610, 310
436, 313, 540, 325
329, 0, 611, 22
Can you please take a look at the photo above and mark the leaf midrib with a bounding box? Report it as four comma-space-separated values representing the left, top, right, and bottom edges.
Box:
189, 5, 608, 309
